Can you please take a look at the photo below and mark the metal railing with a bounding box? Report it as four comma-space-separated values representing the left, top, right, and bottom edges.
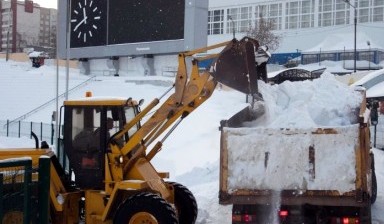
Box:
0, 120, 60, 145
5, 75, 95, 127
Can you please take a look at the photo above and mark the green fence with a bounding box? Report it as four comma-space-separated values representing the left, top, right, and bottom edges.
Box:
0, 157, 50, 224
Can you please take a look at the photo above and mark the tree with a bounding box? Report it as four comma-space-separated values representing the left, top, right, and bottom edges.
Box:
246, 15, 281, 52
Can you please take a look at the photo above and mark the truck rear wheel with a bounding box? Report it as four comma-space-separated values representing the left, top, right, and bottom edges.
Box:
371, 169, 377, 204
360, 205, 372, 223
370, 152, 377, 204
167, 181, 198, 224
114, 192, 178, 224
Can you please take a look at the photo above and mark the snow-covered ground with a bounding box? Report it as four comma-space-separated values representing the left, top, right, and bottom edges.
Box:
0, 58, 383, 223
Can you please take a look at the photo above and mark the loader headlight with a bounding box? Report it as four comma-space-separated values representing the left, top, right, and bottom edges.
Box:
115, 155, 124, 164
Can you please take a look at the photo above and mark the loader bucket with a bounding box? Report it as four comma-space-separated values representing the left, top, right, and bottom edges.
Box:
210, 37, 259, 95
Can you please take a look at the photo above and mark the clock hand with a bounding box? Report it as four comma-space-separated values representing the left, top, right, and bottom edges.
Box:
83, 7, 87, 24
74, 17, 86, 31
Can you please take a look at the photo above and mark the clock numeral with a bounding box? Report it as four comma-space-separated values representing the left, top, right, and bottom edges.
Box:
84, 0, 87, 6
93, 25, 98, 29
84, 33, 87, 42
78, 2, 82, 8
78, 32, 81, 38
74, 10, 78, 14
71, 19, 77, 22
90, 0, 93, 7
93, 7, 98, 12
94, 16, 100, 20
89, 31, 93, 37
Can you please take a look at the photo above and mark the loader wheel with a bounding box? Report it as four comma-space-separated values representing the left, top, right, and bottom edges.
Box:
114, 192, 178, 224
167, 181, 198, 224
371, 169, 377, 204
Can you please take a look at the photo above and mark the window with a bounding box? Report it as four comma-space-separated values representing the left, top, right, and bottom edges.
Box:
226, 7, 252, 33
300, 0, 315, 28
335, 1, 349, 25
359, 0, 370, 8
255, 4, 282, 30
373, 7, 384, 21
285, 1, 314, 29
335, 11, 347, 25
359, 8, 370, 22
208, 9, 224, 35
318, 0, 335, 27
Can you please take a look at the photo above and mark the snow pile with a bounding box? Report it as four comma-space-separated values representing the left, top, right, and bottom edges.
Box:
0, 136, 35, 148
224, 73, 364, 193
245, 72, 363, 128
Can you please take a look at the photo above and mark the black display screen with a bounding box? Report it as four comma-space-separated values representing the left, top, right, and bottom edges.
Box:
108, 0, 185, 44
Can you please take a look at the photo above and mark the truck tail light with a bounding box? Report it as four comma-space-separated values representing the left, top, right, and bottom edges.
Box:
279, 210, 288, 217
343, 217, 360, 224
232, 213, 256, 223
232, 214, 242, 222
331, 217, 360, 224
243, 214, 250, 222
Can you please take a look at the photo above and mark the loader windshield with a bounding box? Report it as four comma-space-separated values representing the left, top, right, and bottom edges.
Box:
64, 103, 140, 189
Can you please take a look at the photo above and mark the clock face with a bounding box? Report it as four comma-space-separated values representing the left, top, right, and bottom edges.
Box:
70, 0, 107, 48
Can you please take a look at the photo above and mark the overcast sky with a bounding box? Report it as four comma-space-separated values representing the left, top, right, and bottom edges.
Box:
34, 0, 57, 9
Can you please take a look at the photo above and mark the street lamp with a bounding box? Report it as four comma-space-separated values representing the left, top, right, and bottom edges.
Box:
367, 40, 371, 70
343, 0, 357, 73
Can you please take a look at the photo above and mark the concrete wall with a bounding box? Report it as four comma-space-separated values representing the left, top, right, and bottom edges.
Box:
0, 52, 78, 68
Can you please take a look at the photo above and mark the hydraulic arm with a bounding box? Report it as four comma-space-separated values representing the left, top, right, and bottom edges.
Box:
110, 37, 260, 169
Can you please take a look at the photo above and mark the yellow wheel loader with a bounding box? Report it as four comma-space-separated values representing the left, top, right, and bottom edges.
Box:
0, 37, 267, 224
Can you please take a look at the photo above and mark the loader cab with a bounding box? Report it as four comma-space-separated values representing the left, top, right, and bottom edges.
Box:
62, 97, 141, 189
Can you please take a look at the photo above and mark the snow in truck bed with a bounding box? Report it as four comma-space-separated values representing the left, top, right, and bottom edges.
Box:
224, 73, 365, 193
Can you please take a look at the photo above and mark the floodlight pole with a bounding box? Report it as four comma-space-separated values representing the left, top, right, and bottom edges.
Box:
353, 6, 357, 73
228, 16, 235, 39
65, 0, 71, 101
367, 41, 371, 70
343, 0, 357, 73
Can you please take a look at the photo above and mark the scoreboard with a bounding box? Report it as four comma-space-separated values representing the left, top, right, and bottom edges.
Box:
57, 0, 208, 59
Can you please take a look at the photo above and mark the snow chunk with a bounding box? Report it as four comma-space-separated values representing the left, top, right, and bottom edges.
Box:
244, 73, 363, 128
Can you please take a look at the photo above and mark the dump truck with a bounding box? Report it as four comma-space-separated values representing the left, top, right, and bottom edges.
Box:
0, 37, 268, 224
219, 86, 378, 223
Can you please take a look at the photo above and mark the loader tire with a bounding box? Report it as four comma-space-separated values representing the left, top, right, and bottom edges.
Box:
114, 192, 178, 224
167, 181, 198, 224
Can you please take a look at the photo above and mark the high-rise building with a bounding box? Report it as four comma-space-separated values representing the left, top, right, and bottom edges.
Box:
39, 7, 56, 49
0, 0, 57, 53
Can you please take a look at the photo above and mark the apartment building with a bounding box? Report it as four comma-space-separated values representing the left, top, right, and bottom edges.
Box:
0, 0, 57, 53
208, 0, 384, 56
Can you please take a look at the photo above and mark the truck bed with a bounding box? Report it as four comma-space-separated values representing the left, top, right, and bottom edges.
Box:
219, 104, 372, 207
